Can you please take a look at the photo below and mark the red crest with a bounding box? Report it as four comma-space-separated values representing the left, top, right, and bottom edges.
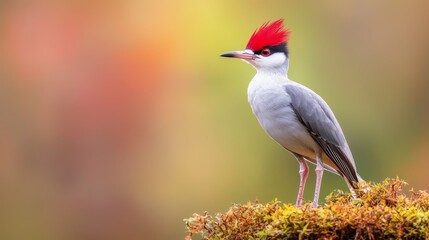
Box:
246, 19, 290, 51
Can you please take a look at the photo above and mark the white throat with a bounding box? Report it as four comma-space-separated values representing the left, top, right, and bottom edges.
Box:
248, 52, 289, 77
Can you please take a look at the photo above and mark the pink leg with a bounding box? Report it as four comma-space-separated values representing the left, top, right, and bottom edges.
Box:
312, 152, 324, 208
294, 154, 308, 207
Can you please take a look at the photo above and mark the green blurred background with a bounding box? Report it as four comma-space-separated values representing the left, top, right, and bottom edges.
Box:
0, 1, 428, 239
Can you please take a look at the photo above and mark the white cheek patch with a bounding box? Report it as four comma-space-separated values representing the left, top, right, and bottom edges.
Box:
261, 52, 286, 67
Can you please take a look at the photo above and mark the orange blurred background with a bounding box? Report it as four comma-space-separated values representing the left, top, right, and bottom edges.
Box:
0, 1, 428, 239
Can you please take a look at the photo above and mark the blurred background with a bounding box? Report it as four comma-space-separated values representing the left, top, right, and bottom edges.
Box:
0, 1, 428, 239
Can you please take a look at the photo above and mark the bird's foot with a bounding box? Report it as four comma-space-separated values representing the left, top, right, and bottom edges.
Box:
311, 201, 319, 208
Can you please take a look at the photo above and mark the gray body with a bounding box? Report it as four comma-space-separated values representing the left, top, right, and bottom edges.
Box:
248, 67, 361, 189
221, 42, 363, 207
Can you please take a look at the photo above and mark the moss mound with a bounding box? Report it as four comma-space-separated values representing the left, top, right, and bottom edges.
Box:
184, 178, 429, 239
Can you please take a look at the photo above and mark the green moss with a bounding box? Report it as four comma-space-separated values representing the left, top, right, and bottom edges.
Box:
184, 178, 429, 239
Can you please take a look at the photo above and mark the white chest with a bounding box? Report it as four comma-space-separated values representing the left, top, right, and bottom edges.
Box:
247, 75, 319, 156
247, 73, 291, 123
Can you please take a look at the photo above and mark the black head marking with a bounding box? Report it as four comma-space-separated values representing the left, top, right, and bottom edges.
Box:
254, 43, 288, 57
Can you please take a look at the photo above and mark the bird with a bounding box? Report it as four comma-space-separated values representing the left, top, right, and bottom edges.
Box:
220, 19, 364, 207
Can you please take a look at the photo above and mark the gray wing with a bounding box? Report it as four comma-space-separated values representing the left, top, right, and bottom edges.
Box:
285, 84, 359, 186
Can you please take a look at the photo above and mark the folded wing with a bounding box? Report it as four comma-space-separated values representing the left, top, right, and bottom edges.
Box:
285, 84, 359, 186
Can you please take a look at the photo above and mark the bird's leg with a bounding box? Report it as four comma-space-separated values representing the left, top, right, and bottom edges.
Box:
294, 154, 308, 207
312, 152, 324, 208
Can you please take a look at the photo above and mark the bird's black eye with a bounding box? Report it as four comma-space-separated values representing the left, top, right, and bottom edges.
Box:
261, 48, 271, 57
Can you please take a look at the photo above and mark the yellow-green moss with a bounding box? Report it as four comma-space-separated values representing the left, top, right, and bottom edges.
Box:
184, 178, 429, 239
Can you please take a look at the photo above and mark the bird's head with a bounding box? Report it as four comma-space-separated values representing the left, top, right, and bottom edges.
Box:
221, 19, 290, 72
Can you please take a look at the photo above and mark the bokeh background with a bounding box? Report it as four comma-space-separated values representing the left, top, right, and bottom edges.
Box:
0, 1, 428, 239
